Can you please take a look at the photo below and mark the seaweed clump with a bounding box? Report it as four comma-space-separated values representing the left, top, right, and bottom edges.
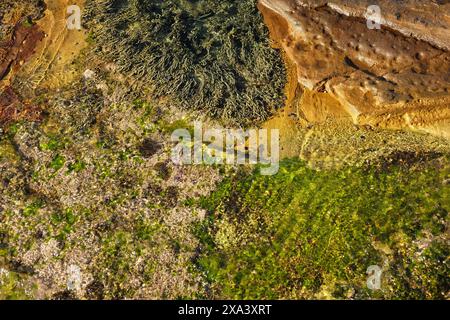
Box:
84, 0, 286, 125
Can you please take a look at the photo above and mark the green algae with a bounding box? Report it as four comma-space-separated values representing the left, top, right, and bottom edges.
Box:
197, 158, 450, 299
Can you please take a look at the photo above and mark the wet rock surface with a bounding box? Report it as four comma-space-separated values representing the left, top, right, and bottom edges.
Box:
0, 2, 46, 125
0, 0, 449, 300
258, 0, 450, 138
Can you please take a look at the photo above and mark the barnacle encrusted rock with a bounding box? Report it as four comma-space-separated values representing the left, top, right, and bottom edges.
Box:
258, 0, 450, 138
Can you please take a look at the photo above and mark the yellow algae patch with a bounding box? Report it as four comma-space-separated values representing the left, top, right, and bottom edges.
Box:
20, 0, 88, 91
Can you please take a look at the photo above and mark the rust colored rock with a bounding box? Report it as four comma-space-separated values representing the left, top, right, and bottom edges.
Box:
0, 20, 45, 125
0, 86, 42, 124
0, 22, 45, 82
258, 0, 450, 138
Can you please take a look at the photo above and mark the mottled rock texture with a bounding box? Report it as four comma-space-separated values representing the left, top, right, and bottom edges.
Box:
258, 0, 450, 138
1, 0, 449, 300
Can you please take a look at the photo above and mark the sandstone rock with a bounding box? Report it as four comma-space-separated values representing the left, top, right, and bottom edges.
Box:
258, 0, 450, 138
